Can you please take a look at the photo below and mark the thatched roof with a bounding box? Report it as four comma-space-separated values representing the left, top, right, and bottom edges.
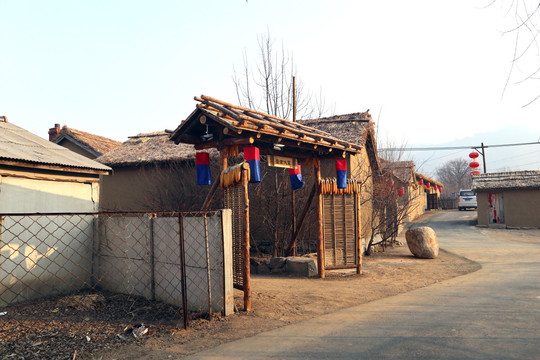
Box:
415, 172, 443, 188
472, 171, 540, 191
96, 131, 201, 167
170, 95, 372, 159
0, 118, 110, 174
381, 160, 415, 184
52, 126, 122, 157
297, 112, 372, 147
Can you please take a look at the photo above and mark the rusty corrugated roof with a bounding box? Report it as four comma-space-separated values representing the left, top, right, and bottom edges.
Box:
0, 120, 111, 173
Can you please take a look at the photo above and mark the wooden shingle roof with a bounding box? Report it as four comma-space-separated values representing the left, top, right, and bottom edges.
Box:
472, 171, 540, 191
170, 95, 373, 159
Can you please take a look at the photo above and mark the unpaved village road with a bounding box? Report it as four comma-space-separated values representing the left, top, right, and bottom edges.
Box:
184, 210, 540, 360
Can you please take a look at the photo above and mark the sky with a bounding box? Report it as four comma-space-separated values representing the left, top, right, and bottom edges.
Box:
1, 1, 539, 176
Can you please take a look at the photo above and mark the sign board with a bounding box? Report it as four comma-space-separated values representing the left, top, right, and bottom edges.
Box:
267, 155, 298, 169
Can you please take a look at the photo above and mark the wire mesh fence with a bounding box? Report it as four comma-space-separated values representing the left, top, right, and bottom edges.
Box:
0, 210, 232, 359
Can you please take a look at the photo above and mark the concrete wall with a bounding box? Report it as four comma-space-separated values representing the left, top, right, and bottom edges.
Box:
0, 214, 95, 306
95, 211, 234, 315
0, 175, 99, 213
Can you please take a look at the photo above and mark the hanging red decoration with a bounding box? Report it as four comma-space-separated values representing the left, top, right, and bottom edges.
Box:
425, 182, 431, 189
471, 170, 481, 175
397, 187, 405, 196
469, 161, 480, 169
469, 151, 479, 159
418, 179, 424, 185
438, 186, 443, 193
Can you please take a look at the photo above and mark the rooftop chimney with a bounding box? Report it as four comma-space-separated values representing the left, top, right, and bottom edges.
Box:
48, 123, 61, 141
0, 116, 7, 123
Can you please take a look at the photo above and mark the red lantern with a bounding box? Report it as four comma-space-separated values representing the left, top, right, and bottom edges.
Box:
439, 186, 443, 192
397, 187, 405, 196
469, 161, 480, 169
471, 170, 481, 175
469, 151, 479, 159
425, 182, 431, 189
418, 179, 424, 185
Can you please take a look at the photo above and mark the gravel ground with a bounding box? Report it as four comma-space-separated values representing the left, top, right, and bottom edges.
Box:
0, 290, 187, 360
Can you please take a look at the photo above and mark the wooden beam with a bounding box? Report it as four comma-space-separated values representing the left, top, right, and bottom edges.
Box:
286, 182, 317, 256
0, 160, 109, 176
200, 174, 221, 211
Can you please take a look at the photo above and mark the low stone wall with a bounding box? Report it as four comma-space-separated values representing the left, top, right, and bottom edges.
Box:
250, 256, 318, 277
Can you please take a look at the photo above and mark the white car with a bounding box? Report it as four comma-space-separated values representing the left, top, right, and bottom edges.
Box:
458, 189, 477, 211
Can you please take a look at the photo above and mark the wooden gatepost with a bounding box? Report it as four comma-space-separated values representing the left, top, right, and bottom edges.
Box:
221, 162, 251, 311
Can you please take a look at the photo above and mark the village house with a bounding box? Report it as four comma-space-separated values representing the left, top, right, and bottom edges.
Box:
380, 160, 443, 222
0, 116, 111, 213
96, 131, 218, 211
472, 171, 540, 228
48, 123, 122, 159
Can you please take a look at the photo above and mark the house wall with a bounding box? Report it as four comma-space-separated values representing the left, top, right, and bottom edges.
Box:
0, 175, 99, 213
477, 190, 540, 228
477, 192, 490, 226
407, 184, 427, 221
350, 148, 374, 244
100, 162, 206, 211
57, 139, 97, 159
504, 190, 540, 227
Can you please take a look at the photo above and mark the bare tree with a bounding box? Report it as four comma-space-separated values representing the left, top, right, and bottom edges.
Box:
233, 30, 331, 120
435, 158, 472, 195
492, 0, 540, 106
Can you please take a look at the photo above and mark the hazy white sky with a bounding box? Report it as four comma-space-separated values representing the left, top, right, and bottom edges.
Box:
1, 1, 539, 172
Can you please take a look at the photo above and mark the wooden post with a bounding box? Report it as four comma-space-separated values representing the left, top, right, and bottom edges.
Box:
220, 149, 228, 207
481, 142, 487, 174
285, 182, 317, 256
355, 191, 362, 274
242, 164, 251, 311
291, 188, 297, 256
315, 160, 325, 278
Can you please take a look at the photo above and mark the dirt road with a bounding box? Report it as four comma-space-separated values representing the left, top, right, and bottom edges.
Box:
98, 210, 482, 360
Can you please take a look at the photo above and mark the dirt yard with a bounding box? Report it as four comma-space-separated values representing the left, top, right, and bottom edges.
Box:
89, 244, 480, 360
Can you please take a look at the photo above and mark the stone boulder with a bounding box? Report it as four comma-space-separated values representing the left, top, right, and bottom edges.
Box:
405, 226, 439, 259
285, 257, 318, 277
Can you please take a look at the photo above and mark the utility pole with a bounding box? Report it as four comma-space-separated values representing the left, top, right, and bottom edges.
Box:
291, 76, 297, 255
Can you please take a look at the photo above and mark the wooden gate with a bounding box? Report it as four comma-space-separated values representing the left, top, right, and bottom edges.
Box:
222, 163, 251, 310
427, 193, 439, 210
319, 179, 361, 274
